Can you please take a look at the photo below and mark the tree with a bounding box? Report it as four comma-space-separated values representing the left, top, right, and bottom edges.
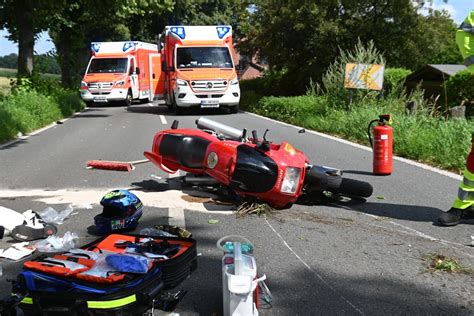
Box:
0, 0, 58, 78
239, 0, 462, 95
48, 0, 175, 88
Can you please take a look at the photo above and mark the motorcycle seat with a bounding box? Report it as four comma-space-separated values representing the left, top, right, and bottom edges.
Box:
160, 134, 210, 169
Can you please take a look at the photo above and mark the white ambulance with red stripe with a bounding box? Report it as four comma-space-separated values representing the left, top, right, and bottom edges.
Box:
156, 25, 241, 114
80, 41, 160, 106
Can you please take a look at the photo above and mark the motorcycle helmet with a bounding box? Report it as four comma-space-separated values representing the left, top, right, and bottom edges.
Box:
94, 189, 143, 235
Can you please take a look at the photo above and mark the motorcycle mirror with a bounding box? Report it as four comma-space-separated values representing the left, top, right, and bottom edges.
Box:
252, 130, 258, 144
262, 129, 269, 141
241, 128, 247, 141
171, 120, 179, 129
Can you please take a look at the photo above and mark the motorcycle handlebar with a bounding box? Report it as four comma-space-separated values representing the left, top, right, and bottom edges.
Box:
195, 117, 244, 140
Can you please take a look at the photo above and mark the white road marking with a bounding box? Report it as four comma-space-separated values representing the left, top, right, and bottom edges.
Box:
265, 217, 365, 315
245, 112, 462, 181
169, 207, 185, 227
0, 188, 232, 214
148, 103, 154, 107
160, 115, 168, 125
167, 172, 186, 227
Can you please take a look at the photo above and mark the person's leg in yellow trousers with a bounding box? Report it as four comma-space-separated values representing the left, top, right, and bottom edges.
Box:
438, 136, 474, 226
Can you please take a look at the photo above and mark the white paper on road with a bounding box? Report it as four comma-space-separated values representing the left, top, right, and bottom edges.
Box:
0, 242, 35, 261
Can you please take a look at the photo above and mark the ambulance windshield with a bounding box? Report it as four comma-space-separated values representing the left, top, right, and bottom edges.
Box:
177, 47, 233, 69
88, 58, 128, 74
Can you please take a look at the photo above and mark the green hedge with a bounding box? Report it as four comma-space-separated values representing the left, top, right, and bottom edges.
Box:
0, 87, 85, 143
445, 70, 474, 109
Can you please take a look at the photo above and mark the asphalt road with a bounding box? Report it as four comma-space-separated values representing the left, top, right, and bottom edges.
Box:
0, 102, 473, 315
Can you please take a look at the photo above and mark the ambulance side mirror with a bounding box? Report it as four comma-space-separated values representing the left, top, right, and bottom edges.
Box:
135, 67, 140, 75
162, 61, 167, 72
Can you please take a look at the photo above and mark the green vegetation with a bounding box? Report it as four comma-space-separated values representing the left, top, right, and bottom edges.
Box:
0, 77, 85, 143
422, 253, 471, 274
241, 41, 473, 173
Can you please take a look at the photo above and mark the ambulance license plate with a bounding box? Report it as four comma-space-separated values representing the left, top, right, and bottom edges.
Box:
93, 96, 107, 102
201, 100, 219, 108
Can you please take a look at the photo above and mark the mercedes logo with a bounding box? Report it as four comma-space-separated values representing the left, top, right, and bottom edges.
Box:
206, 82, 213, 89
98, 84, 102, 88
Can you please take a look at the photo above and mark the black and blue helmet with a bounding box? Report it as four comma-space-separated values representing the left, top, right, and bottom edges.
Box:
94, 189, 143, 235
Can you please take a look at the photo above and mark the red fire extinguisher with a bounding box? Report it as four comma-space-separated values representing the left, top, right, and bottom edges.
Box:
368, 114, 393, 175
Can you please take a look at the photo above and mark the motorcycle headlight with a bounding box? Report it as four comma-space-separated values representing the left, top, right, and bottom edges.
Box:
80, 81, 88, 88
115, 80, 125, 86
281, 167, 301, 194
177, 79, 188, 86
230, 79, 239, 85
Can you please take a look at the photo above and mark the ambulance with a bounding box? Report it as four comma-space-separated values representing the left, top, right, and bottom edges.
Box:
80, 41, 160, 106
156, 25, 241, 114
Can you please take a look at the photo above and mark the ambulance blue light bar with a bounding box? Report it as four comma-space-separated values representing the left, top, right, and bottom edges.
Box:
91, 43, 101, 53
122, 42, 136, 52
170, 27, 186, 39
216, 26, 231, 39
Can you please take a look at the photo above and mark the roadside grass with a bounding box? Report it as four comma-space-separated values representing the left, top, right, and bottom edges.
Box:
422, 253, 472, 274
241, 93, 474, 173
0, 77, 12, 95
0, 81, 85, 143
0, 67, 16, 77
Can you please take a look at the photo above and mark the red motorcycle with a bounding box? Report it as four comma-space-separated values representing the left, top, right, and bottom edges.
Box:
144, 117, 373, 209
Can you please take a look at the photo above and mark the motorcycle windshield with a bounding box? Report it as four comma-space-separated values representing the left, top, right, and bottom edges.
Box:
230, 145, 278, 193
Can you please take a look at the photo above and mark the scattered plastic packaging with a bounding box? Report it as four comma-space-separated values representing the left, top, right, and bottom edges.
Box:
0, 243, 35, 261
34, 231, 78, 253
139, 228, 176, 237
37, 205, 74, 225
81, 203, 93, 210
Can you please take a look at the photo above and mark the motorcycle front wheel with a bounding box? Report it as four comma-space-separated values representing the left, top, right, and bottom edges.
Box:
304, 167, 373, 198
334, 178, 373, 198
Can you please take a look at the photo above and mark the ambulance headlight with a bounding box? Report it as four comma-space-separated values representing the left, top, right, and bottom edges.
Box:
230, 79, 239, 85
115, 80, 125, 86
80, 81, 88, 88
280, 167, 301, 194
177, 79, 188, 86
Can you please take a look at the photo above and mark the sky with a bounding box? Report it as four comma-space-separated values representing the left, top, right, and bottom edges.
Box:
0, 0, 473, 57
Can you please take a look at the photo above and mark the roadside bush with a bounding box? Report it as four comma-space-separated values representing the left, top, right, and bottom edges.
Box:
246, 93, 471, 172
321, 39, 385, 109
3, 90, 62, 133
0, 85, 85, 144
240, 90, 263, 111
444, 70, 474, 112
256, 95, 328, 125
384, 68, 411, 98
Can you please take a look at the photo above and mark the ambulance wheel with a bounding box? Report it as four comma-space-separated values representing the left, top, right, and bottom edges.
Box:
124, 90, 133, 107
172, 95, 183, 115
229, 103, 239, 114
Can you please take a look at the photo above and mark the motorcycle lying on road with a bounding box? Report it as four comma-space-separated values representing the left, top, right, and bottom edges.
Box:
144, 117, 373, 209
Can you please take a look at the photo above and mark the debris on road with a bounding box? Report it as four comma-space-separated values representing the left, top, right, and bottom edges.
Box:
208, 219, 219, 224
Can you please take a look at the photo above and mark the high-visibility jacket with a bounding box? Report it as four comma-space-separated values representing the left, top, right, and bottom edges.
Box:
452, 10, 474, 210
452, 145, 474, 209
456, 10, 474, 73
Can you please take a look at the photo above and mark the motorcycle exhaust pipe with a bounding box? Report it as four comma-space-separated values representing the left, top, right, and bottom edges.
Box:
184, 174, 220, 186
195, 117, 243, 140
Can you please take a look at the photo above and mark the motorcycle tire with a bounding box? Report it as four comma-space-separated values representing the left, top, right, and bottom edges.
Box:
332, 178, 373, 198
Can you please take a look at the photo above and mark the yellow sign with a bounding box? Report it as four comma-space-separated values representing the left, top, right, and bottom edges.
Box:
344, 63, 384, 90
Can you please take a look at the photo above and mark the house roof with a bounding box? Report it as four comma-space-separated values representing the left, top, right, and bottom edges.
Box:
427, 64, 467, 76
406, 64, 467, 82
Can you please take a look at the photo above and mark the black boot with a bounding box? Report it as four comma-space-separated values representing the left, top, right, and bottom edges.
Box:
438, 207, 474, 226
